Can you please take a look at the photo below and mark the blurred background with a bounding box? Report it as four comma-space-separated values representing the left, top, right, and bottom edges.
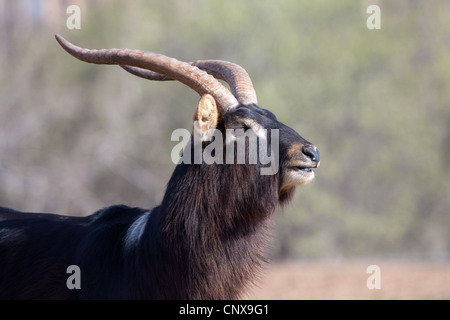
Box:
1, 0, 449, 298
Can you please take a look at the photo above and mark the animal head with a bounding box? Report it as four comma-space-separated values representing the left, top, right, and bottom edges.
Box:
55, 35, 319, 205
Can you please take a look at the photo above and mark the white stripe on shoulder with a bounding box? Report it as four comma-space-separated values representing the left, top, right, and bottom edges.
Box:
123, 210, 152, 252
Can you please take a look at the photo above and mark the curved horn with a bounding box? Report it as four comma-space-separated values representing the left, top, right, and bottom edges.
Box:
121, 60, 258, 106
194, 60, 257, 106
55, 34, 239, 112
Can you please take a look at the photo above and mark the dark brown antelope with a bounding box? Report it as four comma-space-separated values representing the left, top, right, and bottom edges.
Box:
0, 35, 319, 299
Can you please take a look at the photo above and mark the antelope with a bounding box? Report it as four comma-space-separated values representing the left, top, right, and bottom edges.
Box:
0, 35, 319, 299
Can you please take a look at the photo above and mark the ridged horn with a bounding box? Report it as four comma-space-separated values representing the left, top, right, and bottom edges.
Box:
55, 34, 239, 112
121, 60, 258, 106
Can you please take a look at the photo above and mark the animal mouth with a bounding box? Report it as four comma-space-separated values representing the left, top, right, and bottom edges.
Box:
290, 160, 320, 173
292, 166, 314, 173
280, 165, 316, 191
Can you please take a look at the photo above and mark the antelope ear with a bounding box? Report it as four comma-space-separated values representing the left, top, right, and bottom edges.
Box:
193, 94, 219, 141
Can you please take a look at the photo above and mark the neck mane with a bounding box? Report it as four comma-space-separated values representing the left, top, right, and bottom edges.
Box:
158, 161, 279, 299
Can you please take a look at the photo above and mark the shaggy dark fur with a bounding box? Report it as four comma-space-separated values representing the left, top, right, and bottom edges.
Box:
0, 100, 315, 299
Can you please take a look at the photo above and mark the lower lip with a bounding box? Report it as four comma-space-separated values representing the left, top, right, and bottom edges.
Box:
293, 167, 313, 173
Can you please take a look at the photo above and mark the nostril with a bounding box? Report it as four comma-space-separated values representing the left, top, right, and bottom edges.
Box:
302, 146, 320, 163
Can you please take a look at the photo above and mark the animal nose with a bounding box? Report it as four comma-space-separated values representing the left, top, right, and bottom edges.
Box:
302, 146, 320, 164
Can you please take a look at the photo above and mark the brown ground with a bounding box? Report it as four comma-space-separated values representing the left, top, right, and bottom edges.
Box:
244, 260, 450, 300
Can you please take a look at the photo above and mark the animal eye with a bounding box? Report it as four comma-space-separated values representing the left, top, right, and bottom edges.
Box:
233, 128, 246, 137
